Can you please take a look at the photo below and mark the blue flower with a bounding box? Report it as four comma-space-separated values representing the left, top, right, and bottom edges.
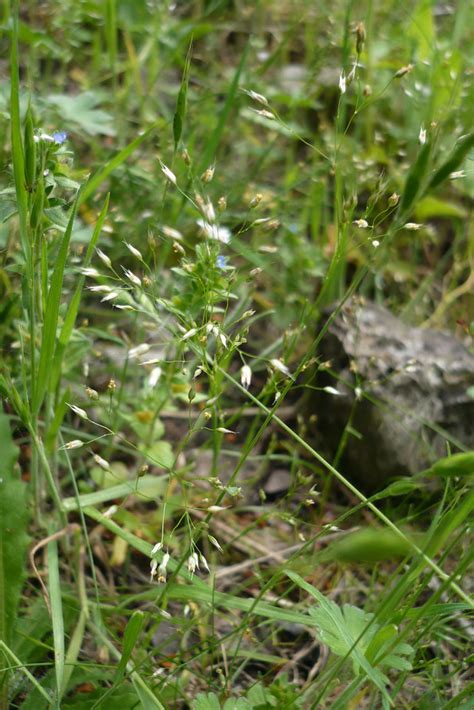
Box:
52, 131, 68, 145
216, 255, 227, 270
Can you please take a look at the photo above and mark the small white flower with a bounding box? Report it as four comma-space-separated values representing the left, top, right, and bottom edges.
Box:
124, 269, 141, 287
61, 439, 83, 450
339, 71, 347, 94
129, 343, 151, 358
270, 358, 291, 377
200, 199, 216, 223
160, 161, 177, 185
244, 89, 269, 106
96, 248, 112, 269
157, 552, 170, 582
187, 554, 198, 576
208, 535, 223, 553
148, 367, 162, 388
418, 125, 427, 145
124, 242, 143, 260
150, 558, 158, 581
182, 327, 198, 341
372, 240, 380, 248
151, 542, 163, 555
201, 165, 215, 183
199, 554, 210, 573
89, 285, 112, 293
404, 222, 423, 230
68, 404, 88, 419
101, 291, 119, 302
323, 386, 343, 396
253, 109, 274, 119
162, 225, 183, 240
353, 219, 369, 229
93, 454, 111, 471
197, 219, 231, 244
240, 365, 252, 389
218, 332, 227, 348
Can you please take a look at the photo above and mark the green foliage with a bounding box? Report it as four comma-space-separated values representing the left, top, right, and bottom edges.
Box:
193, 679, 303, 709
47, 93, 116, 137
323, 527, 413, 563
0, 409, 30, 701
287, 571, 413, 702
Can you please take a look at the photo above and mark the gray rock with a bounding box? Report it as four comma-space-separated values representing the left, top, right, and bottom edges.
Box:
313, 301, 474, 490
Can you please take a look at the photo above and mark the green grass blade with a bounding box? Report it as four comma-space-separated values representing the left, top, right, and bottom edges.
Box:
198, 37, 250, 172
62, 474, 167, 512
9, 0, 28, 257
428, 132, 474, 190
80, 122, 159, 204
173, 44, 192, 150
114, 610, 144, 683
398, 141, 432, 218
47, 539, 65, 704
32, 188, 82, 414
50, 194, 110, 393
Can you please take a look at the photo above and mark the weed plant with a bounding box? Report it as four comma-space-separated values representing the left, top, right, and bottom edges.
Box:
0, 1, 473, 708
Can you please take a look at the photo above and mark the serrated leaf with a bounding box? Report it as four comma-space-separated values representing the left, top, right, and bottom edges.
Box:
140, 441, 175, 470
193, 692, 222, 710
47, 92, 116, 136
286, 571, 413, 701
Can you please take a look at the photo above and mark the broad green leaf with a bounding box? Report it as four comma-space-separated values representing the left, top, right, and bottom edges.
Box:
323, 527, 413, 563
140, 441, 175, 470
429, 451, 474, 478
415, 195, 467, 221
47, 92, 116, 136
286, 571, 391, 701
0, 409, 30, 703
